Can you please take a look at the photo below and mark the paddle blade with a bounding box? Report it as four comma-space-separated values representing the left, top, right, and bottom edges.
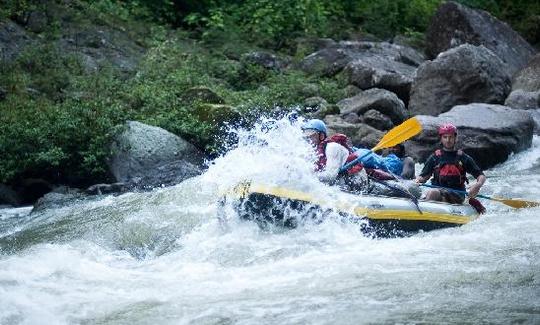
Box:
372, 117, 422, 152
492, 197, 540, 209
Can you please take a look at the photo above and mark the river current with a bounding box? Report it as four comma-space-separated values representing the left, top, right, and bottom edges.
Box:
1, 119, 539, 324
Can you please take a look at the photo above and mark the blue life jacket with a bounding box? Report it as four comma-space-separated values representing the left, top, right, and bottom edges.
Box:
383, 154, 404, 175
353, 148, 385, 169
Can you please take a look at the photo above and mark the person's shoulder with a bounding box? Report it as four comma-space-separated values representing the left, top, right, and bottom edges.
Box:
425, 152, 437, 161
326, 141, 349, 152
458, 150, 475, 161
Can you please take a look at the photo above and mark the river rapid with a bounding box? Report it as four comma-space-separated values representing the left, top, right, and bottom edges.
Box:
1, 118, 539, 324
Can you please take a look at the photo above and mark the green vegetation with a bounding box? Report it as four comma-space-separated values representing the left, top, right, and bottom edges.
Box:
1, 0, 539, 187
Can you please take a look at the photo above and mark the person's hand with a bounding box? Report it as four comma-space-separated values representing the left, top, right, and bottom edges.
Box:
415, 177, 424, 184
468, 183, 481, 198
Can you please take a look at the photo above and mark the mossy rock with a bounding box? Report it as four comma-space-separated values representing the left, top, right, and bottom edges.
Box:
183, 86, 225, 104
310, 104, 340, 119
194, 103, 240, 125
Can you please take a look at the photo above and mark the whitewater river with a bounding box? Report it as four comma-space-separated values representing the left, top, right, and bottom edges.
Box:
1, 119, 539, 324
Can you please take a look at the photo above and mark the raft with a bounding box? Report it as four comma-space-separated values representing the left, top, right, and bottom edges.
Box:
223, 182, 479, 237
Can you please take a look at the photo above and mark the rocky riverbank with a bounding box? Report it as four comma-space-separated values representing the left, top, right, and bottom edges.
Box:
1, 1, 539, 209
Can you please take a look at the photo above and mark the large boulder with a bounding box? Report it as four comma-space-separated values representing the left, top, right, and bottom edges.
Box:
300, 41, 424, 102
409, 44, 511, 116
426, 1, 536, 78
512, 54, 540, 92
343, 56, 416, 103
504, 90, 540, 110
337, 88, 408, 125
108, 121, 205, 185
363, 109, 394, 131
299, 46, 352, 76
407, 104, 534, 169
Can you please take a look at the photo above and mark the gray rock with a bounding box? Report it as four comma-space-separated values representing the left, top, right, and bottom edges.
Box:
530, 109, 540, 135
324, 115, 384, 148
409, 44, 511, 116
300, 41, 424, 91
505, 90, 540, 109
242, 51, 290, 71
337, 88, 407, 124
294, 37, 337, 56
86, 183, 128, 195
108, 121, 205, 184
426, 1, 536, 78
300, 47, 352, 76
363, 109, 394, 131
58, 26, 145, 73
512, 54, 540, 92
309, 104, 340, 120
0, 20, 34, 62
407, 104, 533, 169
129, 160, 202, 189
343, 57, 416, 103
341, 112, 361, 124
344, 85, 362, 97
32, 192, 85, 214
303, 96, 328, 111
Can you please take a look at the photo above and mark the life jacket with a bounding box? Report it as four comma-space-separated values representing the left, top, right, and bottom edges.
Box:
433, 149, 467, 188
383, 154, 404, 175
316, 134, 363, 175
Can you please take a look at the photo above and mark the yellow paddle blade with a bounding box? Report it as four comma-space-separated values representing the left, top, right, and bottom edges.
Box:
372, 117, 422, 152
491, 197, 540, 209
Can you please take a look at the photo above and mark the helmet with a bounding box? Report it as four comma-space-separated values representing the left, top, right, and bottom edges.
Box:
438, 123, 457, 136
301, 119, 327, 136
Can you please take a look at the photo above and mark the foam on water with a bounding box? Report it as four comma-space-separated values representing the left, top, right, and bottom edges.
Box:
1, 118, 539, 324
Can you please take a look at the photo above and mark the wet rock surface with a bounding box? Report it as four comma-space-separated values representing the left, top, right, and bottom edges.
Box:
407, 104, 534, 169
425, 1, 536, 78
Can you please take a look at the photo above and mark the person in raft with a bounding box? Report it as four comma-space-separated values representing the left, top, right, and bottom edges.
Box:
301, 119, 417, 198
415, 123, 486, 210
383, 143, 416, 180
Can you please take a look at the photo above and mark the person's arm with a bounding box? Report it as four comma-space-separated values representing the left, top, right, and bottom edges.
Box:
464, 155, 486, 198
468, 174, 486, 198
415, 155, 434, 183
401, 157, 415, 180
318, 143, 349, 182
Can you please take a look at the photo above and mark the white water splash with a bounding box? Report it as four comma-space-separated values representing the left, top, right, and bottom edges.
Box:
1, 117, 539, 324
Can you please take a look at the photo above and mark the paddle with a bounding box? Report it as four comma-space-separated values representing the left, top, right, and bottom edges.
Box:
340, 117, 422, 173
420, 184, 540, 209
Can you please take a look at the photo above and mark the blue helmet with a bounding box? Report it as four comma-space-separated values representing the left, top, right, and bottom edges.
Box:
301, 119, 327, 136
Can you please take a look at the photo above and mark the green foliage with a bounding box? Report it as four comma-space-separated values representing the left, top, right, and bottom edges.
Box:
0, 96, 124, 183
3, 0, 539, 188
0, 0, 36, 20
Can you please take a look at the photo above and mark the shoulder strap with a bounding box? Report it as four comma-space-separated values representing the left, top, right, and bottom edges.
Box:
327, 133, 353, 152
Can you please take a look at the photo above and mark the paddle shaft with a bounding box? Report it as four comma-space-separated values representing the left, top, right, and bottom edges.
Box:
420, 183, 482, 198
340, 150, 374, 173
420, 183, 540, 208
339, 117, 422, 173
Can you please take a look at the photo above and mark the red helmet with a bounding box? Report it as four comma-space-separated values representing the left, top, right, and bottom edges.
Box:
438, 123, 457, 136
